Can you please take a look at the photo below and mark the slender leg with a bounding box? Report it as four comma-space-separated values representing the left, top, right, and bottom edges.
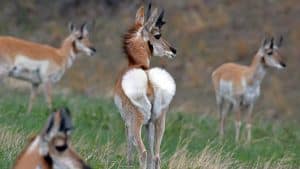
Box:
131, 118, 147, 169
27, 84, 39, 113
146, 122, 155, 169
43, 82, 52, 110
246, 103, 254, 143
219, 100, 232, 140
217, 97, 225, 139
234, 103, 242, 142
154, 112, 166, 169
126, 125, 134, 165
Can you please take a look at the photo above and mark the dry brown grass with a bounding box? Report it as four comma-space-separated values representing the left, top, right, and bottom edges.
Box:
168, 145, 240, 169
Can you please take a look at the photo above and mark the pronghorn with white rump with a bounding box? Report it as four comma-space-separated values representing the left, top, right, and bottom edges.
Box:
212, 36, 286, 142
0, 23, 96, 113
114, 3, 176, 169
13, 108, 91, 169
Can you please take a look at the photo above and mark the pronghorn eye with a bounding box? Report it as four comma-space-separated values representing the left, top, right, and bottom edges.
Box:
267, 51, 273, 55
154, 34, 161, 39
55, 144, 68, 152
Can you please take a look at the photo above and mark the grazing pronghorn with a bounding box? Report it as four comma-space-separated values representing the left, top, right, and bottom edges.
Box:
0, 23, 96, 113
13, 108, 91, 169
114, 3, 176, 169
212, 37, 286, 142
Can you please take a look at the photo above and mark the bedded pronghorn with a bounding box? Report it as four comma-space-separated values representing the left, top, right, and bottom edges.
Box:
114, 4, 176, 169
0, 23, 96, 113
212, 37, 286, 142
13, 108, 91, 169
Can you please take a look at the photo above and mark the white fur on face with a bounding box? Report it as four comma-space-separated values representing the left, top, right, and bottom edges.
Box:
75, 41, 93, 56
147, 67, 176, 118
53, 156, 80, 169
152, 42, 169, 58
122, 68, 152, 123
265, 56, 284, 69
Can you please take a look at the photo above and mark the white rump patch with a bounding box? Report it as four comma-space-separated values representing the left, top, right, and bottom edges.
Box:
148, 67, 176, 117
122, 69, 151, 122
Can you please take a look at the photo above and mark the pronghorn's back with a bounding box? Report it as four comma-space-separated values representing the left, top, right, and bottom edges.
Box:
212, 63, 250, 95
0, 36, 61, 63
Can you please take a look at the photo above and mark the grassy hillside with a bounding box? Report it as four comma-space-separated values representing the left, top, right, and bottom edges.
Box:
0, 90, 299, 169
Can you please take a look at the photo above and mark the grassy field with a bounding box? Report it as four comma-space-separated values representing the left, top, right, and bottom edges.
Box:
0, 90, 299, 169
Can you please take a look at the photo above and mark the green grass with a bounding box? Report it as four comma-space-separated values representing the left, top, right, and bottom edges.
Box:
0, 91, 299, 169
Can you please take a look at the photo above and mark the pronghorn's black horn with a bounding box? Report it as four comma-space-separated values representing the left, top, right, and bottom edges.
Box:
146, 3, 152, 20
270, 37, 274, 49
156, 9, 166, 28
278, 35, 283, 47
80, 22, 87, 32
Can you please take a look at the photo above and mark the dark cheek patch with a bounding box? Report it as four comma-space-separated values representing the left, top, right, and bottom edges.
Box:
72, 41, 79, 53
261, 57, 266, 64
148, 41, 153, 53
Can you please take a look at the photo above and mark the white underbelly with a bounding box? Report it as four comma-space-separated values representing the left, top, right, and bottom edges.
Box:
14, 55, 49, 78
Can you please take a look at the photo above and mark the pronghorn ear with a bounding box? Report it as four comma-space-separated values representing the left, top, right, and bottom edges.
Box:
81, 23, 89, 36
68, 22, 76, 33
145, 7, 159, 30
135, 6, 145, 25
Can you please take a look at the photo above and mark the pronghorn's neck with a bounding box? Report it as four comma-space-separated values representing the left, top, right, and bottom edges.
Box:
248, 52, 266, 85
58, 36, 77, 69
123, 24, 151, 69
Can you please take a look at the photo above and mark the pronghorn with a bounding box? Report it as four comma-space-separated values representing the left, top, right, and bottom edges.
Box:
212, 36, 286, 142
114, 3, 176, 169
0, 23, 96, 113
13, 108, 91, 169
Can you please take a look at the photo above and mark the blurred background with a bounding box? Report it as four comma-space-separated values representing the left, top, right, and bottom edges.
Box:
1, 0, 299, 119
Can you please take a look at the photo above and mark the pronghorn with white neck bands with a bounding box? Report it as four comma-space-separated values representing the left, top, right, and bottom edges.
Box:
114, 3, 176, 169
212, 36, 286, 142
0, 23, 96, 113
13, 108, 91, 169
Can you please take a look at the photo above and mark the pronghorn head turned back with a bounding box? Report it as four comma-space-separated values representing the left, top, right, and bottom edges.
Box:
259, 36, 286, 69
68, 23, 96, 57
142, 4, 177, 58
14, 108, 91, 169
123, 3, 176, 67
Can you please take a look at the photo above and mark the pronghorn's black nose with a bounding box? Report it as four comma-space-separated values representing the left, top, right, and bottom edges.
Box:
170, 47, 177, 54
280, 62, 286, 68
90, 47, 96, 53
83, 164, 92, 169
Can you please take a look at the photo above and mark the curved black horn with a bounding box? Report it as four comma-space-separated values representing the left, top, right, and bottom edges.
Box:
270, 37, 274, 49
156, 9, 166, 28
277, 35, 283, 47
80, 22, 87, 32
146, 3, 152, 20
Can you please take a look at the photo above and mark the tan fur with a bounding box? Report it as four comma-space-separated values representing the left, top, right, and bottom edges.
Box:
14, 136, 50, 169
13, 109, 90, 169
212, 37, 285, 142
0, 24, 95, 113
114, 4, 176, 169
0, 36, 74, 67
